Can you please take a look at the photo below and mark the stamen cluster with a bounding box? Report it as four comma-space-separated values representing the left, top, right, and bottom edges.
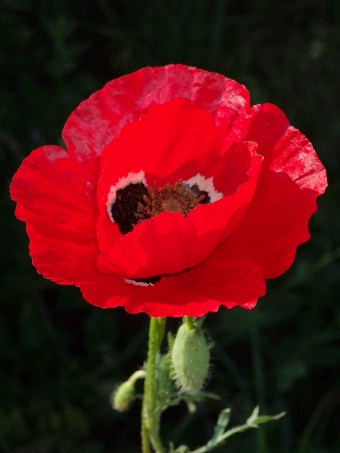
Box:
135, 180, 207, 223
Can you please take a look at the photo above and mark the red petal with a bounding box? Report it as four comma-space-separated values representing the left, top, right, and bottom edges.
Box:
238, 102, 326, 191
219, 105, 327, 279
80, 255, 265, 318
97, 142, 263, 278
200, 140, 260, 196
10, 146, 99, 283
241, 103, 290, 162
96, 97, 226, 260
98, 98, 224, 201
25, 223, 100, 284
62, 65, 250, 184
270, 126, 327, 194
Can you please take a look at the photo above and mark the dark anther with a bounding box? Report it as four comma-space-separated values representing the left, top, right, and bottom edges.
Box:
111, 182, 149, 234
135, 180, 208, 223
111, 180, 210, 235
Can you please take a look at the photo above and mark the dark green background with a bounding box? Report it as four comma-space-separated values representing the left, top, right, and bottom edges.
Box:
1, 0, 340, 452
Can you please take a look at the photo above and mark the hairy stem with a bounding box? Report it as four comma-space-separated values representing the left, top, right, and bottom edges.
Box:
141, 419, 151, 453
141, 317, 166, 453
184, 315, 196, 329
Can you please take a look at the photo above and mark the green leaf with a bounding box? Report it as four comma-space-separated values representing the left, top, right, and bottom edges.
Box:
209, 408, 231, 444
246, 405, 260, 424
252, 412, 286, 425
247, 405, 286, 426
190, 406, 286, 453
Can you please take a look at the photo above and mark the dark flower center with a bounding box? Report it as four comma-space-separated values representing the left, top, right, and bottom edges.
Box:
110, 180, 209, 235
135, 181, 208, 223
110, 178, 212, 287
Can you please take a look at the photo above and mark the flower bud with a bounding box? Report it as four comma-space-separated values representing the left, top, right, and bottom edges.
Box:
171, 322, 210, 394
111, 381, 135, 411
111, 369, 145, 411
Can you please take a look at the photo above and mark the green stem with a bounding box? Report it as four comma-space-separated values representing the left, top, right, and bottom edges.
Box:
184, 316, 195, 329
150, 429, 165, 453
141, 420, 151, 453
250, 326, 267, 453
127, 369, 146, 386
141, 317, 166, 453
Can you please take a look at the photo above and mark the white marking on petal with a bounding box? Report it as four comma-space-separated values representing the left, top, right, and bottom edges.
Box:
124, 278, 155, 287
85, 180, 94, 196
106, 170, 147, 222
185, 174, 223, 202
45, 148, 69, 162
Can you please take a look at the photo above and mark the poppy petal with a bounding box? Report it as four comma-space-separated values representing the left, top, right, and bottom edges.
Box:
97, 98, 224, 205
96, 143, 263, 278
62, 65, 250, 183
80, 256, 265, 318
242, 103, 289, 163
10, 146, 99, 283
270, 126, 327, 192
26, 223, 100, 284
219, 105, 327, 279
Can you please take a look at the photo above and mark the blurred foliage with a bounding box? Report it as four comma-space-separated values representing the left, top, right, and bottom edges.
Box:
1, 0, 340, 452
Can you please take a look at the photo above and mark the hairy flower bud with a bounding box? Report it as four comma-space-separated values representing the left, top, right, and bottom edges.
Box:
171, 322, 210, 394
111, 381, 135, 411
111, 370, 145, 411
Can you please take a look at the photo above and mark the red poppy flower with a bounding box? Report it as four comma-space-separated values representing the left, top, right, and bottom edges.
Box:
10, 65, 327, 317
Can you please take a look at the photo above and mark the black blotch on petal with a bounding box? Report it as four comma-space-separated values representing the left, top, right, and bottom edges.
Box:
131, 275, 162, 285
111, 182, 148, 234
189, 183, 210, 204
